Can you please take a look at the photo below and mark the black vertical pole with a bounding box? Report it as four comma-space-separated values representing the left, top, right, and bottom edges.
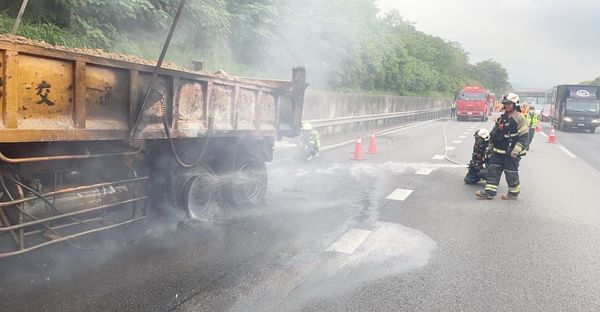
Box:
130, 0, 188, 138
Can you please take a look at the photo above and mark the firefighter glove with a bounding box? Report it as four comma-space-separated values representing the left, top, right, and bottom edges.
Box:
511, 143, 524, 158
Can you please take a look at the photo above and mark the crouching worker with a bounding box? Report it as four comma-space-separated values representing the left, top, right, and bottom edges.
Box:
298, 122, 320, 160
464, 128, 491, 184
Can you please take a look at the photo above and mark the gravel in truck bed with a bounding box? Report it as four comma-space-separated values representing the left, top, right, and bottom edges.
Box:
0, 33, 240, 81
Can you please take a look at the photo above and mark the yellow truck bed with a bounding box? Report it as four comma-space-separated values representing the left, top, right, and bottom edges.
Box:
0, 35, 305, 142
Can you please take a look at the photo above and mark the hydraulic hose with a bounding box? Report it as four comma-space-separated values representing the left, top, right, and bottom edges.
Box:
160, 100, 210, 169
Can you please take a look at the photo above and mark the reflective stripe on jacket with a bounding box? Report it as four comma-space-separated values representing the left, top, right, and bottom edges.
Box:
489, 110, 529, 156
493, 147, 527, 156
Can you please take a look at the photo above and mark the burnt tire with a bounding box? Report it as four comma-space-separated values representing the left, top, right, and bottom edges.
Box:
175, 164, 221, 221
227, 155, 268, 206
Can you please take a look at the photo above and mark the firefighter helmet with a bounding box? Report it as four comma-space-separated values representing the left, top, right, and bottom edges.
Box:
475, 128, 490, 141
501, 93, 520, 105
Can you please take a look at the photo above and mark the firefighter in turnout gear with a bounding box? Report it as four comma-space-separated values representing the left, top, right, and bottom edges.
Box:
464, 128, 491, 184
476, 93, 529, 200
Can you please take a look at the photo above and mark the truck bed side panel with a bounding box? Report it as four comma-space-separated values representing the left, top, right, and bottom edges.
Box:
0, 41, 304, 142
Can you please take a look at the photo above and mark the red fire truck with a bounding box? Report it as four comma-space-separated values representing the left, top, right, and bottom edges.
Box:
455, 86, 492, 121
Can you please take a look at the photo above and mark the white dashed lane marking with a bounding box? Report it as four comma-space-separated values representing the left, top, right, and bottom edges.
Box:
326, 228, 372, 255
540, 132, 548, 137
452, 140, 462, 144
415, 168, 434, 175
386, 189, 413, 201
463, 132, 471, 135
445, 146, 456, 151
459, 135, 467, 139
432, 155, 445, 160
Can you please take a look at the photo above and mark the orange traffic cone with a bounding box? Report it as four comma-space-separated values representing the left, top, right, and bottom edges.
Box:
352, 137, 366, 160
535, 123, 541, 133
548, 126, 556, 143
367, 133, 378, 154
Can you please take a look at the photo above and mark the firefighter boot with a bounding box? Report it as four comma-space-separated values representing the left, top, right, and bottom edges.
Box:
501, 194, 518, 200
476, 191, 493, 200
464, 169, 481, 185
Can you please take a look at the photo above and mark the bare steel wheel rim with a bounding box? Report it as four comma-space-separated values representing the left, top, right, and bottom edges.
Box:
182, 174, 219, 220
235, 162, 267, 204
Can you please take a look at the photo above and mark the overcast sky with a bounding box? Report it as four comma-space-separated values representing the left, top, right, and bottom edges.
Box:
376, 0, 600, 88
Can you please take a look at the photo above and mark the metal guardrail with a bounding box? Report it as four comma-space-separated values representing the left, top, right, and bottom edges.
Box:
305, 107, 449, 128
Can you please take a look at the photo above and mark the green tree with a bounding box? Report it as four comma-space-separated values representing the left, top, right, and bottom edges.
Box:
0, 0, 511, 96
470, 59, 510, 95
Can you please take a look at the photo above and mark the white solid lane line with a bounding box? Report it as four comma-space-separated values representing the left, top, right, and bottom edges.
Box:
386, 189, 413, 201
432, 155, 445, 160
558, 145, 577, 158
326, 228, 372, 254
415, 168, 434, 175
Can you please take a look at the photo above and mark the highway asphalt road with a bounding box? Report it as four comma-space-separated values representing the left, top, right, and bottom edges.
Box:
538, 122, 600, 171
2, 117, 600, 311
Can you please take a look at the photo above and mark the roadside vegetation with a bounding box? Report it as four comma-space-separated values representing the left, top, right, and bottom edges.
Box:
0, 0, 509, 96
581, 77, 600, 86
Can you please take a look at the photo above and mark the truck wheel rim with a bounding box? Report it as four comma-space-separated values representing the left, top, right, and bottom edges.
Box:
183, 174, 218, 220
237, 162, 267, 203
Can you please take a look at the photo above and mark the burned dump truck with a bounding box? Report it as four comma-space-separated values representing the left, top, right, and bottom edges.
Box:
0, 35, 306, 258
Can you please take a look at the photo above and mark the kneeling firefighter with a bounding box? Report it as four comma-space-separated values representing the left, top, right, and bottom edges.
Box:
476, 93, 529, 200
464, 128, 491, 184
298, 122, 320, 160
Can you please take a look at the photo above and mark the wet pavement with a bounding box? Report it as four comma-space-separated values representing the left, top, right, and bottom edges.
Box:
2, 118, 600, 311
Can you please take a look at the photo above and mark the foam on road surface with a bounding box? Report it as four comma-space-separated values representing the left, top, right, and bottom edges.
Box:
5, 119, 600, 312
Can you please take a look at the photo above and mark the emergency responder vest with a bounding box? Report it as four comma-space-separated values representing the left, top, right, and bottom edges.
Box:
301, 129, 320, 149
524, 112, 539, 129
490, 110, 528, 156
